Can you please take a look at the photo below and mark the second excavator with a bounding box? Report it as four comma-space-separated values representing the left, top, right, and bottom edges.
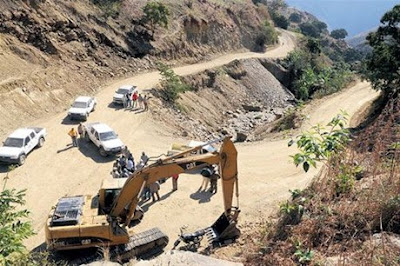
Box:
45, 137, 240, 261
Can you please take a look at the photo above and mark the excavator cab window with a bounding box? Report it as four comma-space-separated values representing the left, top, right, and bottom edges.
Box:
104, 189, 120, 214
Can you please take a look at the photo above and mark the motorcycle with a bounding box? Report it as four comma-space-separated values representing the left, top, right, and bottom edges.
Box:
172, 226, 206, 251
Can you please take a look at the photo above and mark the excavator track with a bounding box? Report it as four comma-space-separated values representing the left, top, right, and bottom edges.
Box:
63, 228, 168, 265
112, 227, 169, 261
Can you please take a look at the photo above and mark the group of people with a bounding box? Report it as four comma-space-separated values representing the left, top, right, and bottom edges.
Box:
199, 165, 219, 194
110, 148, 149, 179
68, 123, 85, 147
123, 91, 149, 111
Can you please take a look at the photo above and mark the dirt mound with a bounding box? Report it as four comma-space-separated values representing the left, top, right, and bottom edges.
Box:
151, 58, 295, 141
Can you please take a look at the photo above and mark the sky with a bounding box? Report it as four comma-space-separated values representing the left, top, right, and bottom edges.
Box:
285, 0, 398, 37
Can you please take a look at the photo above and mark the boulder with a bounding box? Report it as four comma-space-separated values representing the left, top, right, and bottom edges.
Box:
242, 104, 261, 112
235, 132, 247, 142
258, 58, 291, 88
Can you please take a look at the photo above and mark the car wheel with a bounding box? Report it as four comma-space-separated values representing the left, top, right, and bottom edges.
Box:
37, 137, 45, 148
84, 114, 88, 121
18, 154, 26, 166
99, 147, 107, 157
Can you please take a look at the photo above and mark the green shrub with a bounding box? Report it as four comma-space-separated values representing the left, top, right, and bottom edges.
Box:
271, 13, 289, 29
91, 0, 121, 18
142, 1, 170, 34
157, 62, 193, 103
0, 167, 35, 264
289, 13, 302, 23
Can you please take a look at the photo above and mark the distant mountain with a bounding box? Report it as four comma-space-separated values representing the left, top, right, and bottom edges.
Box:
285, 0, 397, 37
346, 28, 376, 48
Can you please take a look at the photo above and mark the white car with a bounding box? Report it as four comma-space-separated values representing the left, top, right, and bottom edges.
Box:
0, 127, 47, 165
68, 96, 97, 120
83, 123, 125, 157
113, 85, 137, 105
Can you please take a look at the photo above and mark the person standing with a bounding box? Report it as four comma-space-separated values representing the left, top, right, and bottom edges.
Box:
122, 93, 128, 108
132, 92, 138, 109
68, 127, 78, 147
140, 152, 149, 166
149, 181, 161, 202
171, 174, 179, 191
127, 157, 135, 172
143, 95, 149, 111
126, 93, 132, 109
138, 94, 144, 109
209, 173, 219, 194
77, 123, 84, 139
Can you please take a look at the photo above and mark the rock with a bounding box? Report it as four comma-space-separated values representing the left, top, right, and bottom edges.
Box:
242, 104, 261, 112
133, 250, 243, 266
65, 31, 78, 41
235, 132, 247, 142
258, 58, 291, 88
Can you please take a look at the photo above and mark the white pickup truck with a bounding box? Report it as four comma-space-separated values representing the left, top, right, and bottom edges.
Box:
0, 127, 47, 165
68, 96, 97, 121
83, 123, 125, 157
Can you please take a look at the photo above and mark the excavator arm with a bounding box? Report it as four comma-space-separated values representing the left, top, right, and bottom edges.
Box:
110, 137, 239, 227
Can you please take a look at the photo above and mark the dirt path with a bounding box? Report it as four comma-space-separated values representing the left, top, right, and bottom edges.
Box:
1, 31, 379, 253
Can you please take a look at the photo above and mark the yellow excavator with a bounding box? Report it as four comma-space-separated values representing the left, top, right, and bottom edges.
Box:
45, 137, 240, 261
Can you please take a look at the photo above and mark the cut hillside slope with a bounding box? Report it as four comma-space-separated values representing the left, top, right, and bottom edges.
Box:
151, 58, 295, 141
0, 0, 273, 136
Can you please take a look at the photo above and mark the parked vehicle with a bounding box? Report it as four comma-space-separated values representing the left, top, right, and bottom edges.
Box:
0, 127, 47, 165
113, 85, 137, 105
68, 96, 97, 121
83, 122, 125, 157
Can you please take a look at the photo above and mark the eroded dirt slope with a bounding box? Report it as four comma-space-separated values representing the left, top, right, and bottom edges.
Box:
0, 0, 271, 136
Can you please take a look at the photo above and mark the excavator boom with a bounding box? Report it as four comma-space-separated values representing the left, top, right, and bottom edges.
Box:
111, 137, 239, 226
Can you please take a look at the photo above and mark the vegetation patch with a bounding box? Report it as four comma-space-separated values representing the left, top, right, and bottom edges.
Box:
157, 62, 194, 103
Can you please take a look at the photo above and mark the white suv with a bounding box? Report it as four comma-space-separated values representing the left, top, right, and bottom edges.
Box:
83, 123, 125, 157
68, 96, 97, 120
113, 85, 137, 105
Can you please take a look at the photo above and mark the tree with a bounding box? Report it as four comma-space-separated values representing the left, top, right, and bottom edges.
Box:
0, 166, 34, 264
299, 22, 320, 38
306, 38, 321, 55
362, 5, 400, 94
289, 13, 302, 23
330, 28, 348, 39
271, 13, 289, 29
157, 62, 192, 103
142, 1, 170, 34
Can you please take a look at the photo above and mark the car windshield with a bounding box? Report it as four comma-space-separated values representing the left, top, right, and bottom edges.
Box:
99, 131, 117, 141
72, 101, 88, 108
116, 88, 130, 94
4, 138, 24, 148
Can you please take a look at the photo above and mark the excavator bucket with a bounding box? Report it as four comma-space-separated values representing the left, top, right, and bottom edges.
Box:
205, 211, 241, 247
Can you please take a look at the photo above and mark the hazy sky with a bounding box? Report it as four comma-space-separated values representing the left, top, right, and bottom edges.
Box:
285, 0, 398, 37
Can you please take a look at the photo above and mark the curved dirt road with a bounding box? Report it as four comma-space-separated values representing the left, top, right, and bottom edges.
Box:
1, 31, 379, 252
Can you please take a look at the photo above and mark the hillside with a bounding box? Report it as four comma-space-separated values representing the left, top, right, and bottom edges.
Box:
0, 0, 272, 137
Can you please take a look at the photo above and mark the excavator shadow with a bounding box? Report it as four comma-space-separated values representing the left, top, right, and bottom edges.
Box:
140, 190, 174, 212
190, 190, 214, 203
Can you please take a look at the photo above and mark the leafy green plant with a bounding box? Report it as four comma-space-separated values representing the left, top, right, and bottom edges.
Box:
157, 62, 193, 103
289, 112, 350, 172
294, 240, 314, 264
142, 1, 170, 35
0, 166, 34, 264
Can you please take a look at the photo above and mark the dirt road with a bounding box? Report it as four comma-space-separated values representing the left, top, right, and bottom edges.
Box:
1, 31, 379, 252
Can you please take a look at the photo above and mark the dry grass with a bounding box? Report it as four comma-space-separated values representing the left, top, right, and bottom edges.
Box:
245, 92, 400, 265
